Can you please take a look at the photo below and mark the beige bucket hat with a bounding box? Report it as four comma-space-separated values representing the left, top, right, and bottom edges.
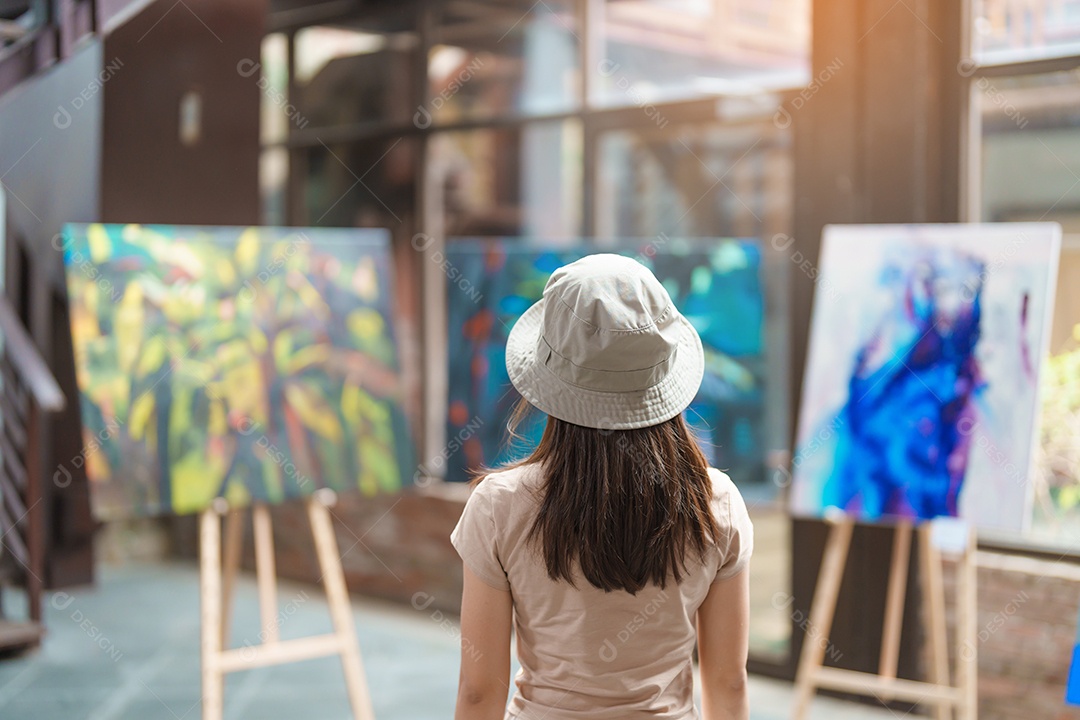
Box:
505, 253, 705, 430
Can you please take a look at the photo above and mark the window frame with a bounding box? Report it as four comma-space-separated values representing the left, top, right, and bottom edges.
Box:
962, 26, 1080, 555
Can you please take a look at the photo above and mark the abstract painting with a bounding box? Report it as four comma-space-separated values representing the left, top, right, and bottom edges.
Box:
63, 224, 414, 519
442, 239, 776, 487
791, 224, 1060, 532
1068, 605, 1080, 705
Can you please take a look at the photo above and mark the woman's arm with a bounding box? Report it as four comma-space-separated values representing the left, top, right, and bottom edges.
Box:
455, 564, 513, 720
696, 567, 750, 720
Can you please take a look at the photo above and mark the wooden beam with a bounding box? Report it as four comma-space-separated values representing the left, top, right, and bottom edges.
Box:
920, 524, 951, 720
217, 634, 345, 672
814, 667, 963, 705
879, 521, 913, 684
792, 518, 854, 718
200, 509, 224, 720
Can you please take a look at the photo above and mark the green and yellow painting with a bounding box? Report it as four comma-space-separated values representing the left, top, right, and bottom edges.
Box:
62, 224, 414, 519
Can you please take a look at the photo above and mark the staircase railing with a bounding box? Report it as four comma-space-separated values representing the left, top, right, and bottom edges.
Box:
0, 0, 99, 98
0, 292, 64, 645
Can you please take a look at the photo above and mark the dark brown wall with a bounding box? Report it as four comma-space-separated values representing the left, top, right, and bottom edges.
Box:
786, 0, 966, 687
101, 0, 264, 225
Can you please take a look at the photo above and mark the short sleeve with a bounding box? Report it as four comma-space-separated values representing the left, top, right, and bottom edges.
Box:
450, 483, 511, 591
715, 483, 754, 581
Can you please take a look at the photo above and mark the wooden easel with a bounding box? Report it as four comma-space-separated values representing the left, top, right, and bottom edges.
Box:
792, 517, 978, 720
199, 488, 376, 720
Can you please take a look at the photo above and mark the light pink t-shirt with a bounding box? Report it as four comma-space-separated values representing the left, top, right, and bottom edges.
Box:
450, 463, 754, 720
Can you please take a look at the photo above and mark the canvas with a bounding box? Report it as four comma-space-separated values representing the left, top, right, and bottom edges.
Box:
1068, 605, 1080, 705
62, 224, 414, 519
442, 239, 776, 488
791, 223, 1061, 532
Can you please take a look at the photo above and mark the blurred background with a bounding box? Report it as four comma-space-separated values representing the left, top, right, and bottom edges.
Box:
0, 0, 1079, 718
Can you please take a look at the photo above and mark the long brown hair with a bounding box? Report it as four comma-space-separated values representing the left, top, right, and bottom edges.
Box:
479, 400, 722, 595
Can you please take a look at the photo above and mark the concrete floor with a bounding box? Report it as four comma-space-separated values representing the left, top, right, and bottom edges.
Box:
0, 563, 896, 720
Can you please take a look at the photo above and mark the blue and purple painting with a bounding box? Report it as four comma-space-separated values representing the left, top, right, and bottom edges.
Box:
1062, 604, 1080, 708
791, 224, 1060, 532
1068, 604, 1080, 705
441, 239, 772, 487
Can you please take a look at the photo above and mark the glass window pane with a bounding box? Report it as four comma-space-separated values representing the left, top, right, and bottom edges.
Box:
425, 0, 581, 123
258, 33, 292, 145
978, 71, 1080, 548
594, 0, 811, 107
972, 0, 1080, 64
979, 72, 1080, 223
596, 122, 792, 239
428, 121, 582, 238
597, 120, 793, 659
303, 137, 417, 230
259, 147, 288, 226
295, 25, 419, 128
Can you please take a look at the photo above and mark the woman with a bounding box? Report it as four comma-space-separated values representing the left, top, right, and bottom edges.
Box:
451, 254, 753, 720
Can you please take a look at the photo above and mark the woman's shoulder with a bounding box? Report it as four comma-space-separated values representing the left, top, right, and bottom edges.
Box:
471, 462, 542, 502
705, 468, 754, 577
705, 467, 752, 530
705, 467, 741, 501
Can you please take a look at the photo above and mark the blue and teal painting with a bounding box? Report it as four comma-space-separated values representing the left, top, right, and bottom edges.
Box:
791, 224, 1061, 532
442, 239, 772, 487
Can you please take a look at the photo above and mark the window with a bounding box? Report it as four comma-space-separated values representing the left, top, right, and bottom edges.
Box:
972, 0, 1080, 65
294, 25, 420, 128
594, 0, 810, 106
596, 120, 792, 239
268, 0, 812, 667
427, 0, 581, 122
428, 122, 582, 238
968, 22, 1080, 548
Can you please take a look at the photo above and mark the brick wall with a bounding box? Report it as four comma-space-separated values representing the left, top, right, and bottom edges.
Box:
959, 551, 1080, 720
264, 484, 471, 615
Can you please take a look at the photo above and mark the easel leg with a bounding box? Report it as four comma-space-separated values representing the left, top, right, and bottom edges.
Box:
308, 494, 376, 720
200, 509, 225, 720
879, 521, 913, 690
956, 528, 978, 720
919, 525, 951, 720
253, 504, 280, 644
220, 509, 244, 648
792, 519, 854, 720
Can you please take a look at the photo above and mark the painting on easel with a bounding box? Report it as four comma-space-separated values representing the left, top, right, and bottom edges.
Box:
443, 238, 778, 488
1068, 604, 1080, 705
62, 223, 415, 519
790, 223, 1061, 532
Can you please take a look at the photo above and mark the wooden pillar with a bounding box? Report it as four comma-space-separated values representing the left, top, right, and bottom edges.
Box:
788, 0, 967, 684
